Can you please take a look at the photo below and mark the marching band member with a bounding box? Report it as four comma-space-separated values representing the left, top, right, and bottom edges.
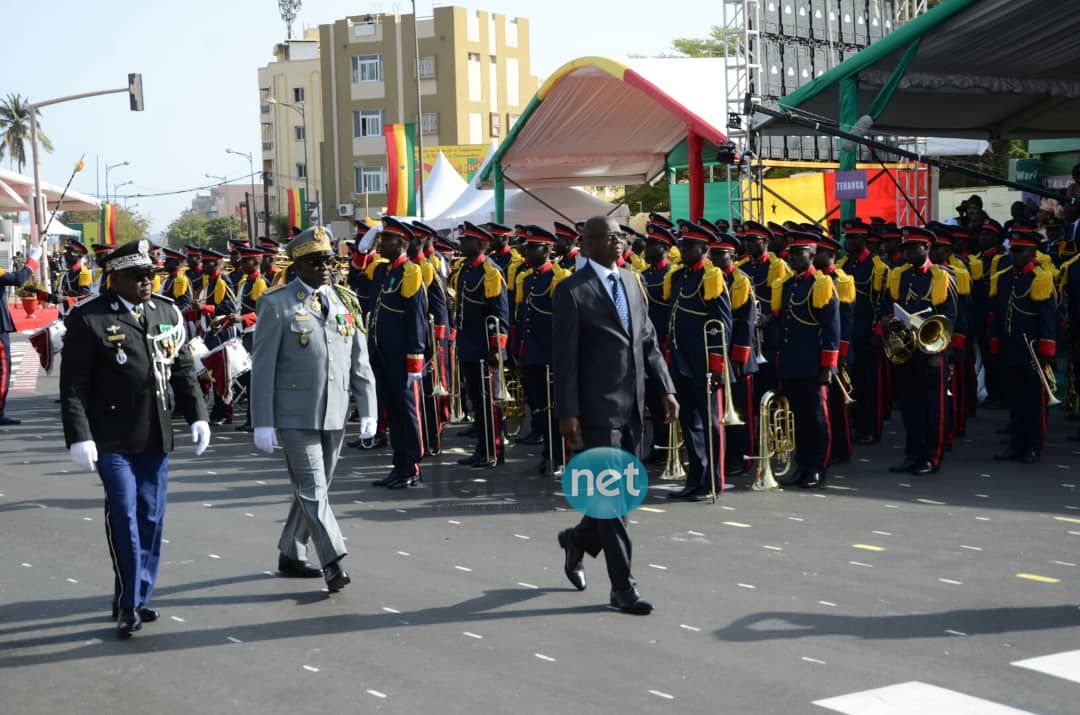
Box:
665, 222, 732, 501
991, 227, 1057, 463
553, 222, 581, 273
709, 230, 757, 476
618, 226, 647, 271
157, 247, 194, 322
815, 233, 856, 464
773, 232, 840, 489
485, 222, 525, 292
511, 225, 570, 475
451, 222, 510, 468
411, 221, 450, 457
56, 238, 93, 319
90, 243, 113, 294
640, 224, 677, 464
649, 212, 682, 264
183, 245, 204, 286
969, 219, 1007, 407
928, 226, 973, 443
880, 227, 958, 476
232, 244, 271, 432
736, 221, 791, 399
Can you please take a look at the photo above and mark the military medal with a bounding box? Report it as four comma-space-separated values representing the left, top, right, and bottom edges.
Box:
116, 348, 128, 365
299, 334, 309, 347
310, 291, 323, 315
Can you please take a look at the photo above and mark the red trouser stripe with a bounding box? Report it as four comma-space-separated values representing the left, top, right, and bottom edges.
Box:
820, 385, 832, 469
0, 338, 9, 411
931, 363, 946, 468
715, 388, 726, 493
413, 378, 425, 465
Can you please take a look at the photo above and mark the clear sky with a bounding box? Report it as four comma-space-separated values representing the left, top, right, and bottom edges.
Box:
4, 0, 719, 234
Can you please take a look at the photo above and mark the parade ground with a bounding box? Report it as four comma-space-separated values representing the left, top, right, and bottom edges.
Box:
2, 334, 1078, 714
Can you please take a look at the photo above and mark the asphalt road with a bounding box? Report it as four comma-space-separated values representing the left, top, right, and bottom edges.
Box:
1, 334, 1078, 714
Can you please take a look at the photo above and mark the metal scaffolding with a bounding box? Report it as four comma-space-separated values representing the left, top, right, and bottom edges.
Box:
722, 0, 765, 223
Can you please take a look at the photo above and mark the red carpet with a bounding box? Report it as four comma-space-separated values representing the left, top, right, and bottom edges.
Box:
7, 300, 59, 332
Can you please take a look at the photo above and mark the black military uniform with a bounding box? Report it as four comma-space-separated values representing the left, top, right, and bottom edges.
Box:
639, 225, 677, 462
553, 222, 582, 273
412, 221, 451, 456
56, 237, 93, 318
736, 221, 791, 398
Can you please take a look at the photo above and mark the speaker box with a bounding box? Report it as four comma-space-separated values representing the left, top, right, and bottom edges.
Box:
795, 0, 813, 39
780, 1, 797, 36
839, 0, 857, 43
764, 0, 781, 35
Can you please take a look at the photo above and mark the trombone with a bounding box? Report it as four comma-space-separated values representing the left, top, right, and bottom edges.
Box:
429, 317, 449, 397
704, 319, 743, 504
485, 316, 514, 404
1024, 333, 1062, 406
448, 340, 466, 423
746, 390, 795, 491
544, 365, 566, 478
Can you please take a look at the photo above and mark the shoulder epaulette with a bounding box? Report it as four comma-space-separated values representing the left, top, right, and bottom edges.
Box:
989, 266, 1011, 298
929, 265, 951, 306
1031, 265, 1056, 302
514, 268, 531, 303
173, 272, 190, 298
630, 253, 647, 272
668, 245, 682, 265
702, 264, 725, 301
766, 255, 791, 286
550, 265, 570, 296
662, 265, 684, 302
730, 270, 751, 310
949, 262, 971, 296
213, 276, 228, 304
402, 261, 424, 299
78, 266, 93, 288
770, 274, 793, 315
832, 268, 856, 304
872, 255, 889, 292
812, 271, 835, 309
1059, 253, 1080, 292
365, 257, 388, 280
887, 263, 913, 300
967, 255, 984, 281
483, 260, 505, 299
250, 275, 268, 301
419, 259, 435, 288
837, 255, 848, 269
735, 256, 749, 268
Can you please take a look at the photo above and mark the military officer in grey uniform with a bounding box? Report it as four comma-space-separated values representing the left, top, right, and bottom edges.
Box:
250, 226, 378, 593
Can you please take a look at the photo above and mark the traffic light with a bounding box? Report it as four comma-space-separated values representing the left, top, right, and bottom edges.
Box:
129, 73, 144, 111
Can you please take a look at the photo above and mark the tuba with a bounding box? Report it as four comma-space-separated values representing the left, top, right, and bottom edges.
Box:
747, 390, 795, 491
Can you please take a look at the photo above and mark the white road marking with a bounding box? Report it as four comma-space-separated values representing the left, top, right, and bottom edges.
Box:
813, 681, 1035, 714
737, 583, 756, 589
21, 562, 31, 568
649, 690, 675, 700
723, 521, 751, 528
534, 653, 556, 662
975, 516, 991, 521
302, 665, 319, 673
787, 517, 804, 522
938, 578, 963, 585
979, 473, 992, 478
226, 636, 243, 644
898, 483, 911, 488
680, 624, 701, 632
884, 504, 899, 509
255, 480, 267, 485
454, 565, 472, 572
1012, 650, 1080, 685
763, 545, 784, 552
915, 498, 945, 505
687, 530, 705, 536
382, 607, 401, 614
818, 601, 837, 607
517, 582, 538, 590
945, 630, 967, 636
975, 494, 989, 499
448, 520, 461, 525
801, 656, 826, 665
396, 551, 411, 557
243, 513, 254, 517
849, 561, 873, 568
208, 554, 220, 559
960, 545, 982, 551
872, 531, 892, 536
1051, 561, 1076, 567
648, 563, 668, 571
66, 578, 78, 584
514, 534, 530, 540
366, 690, 387, 699
207, 471, 216, 475
394, 509, 407, 513
463, 631, 483, 639
171, 616, 185, 623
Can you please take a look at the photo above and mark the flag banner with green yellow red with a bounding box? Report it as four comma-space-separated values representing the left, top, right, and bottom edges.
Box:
286, 188, 309, 230
383, 122, 417, 216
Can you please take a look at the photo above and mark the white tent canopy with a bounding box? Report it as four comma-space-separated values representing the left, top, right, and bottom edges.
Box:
416, 152, 468, 219
42, 212, 80, 236
429, 186, 628, 230
0, 168, 100, 212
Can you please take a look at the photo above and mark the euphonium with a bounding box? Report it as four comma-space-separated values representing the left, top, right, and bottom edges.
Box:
485, 315, 513, 404
1025, 332, 1062, 406
884, 307, 953, 365
659, 422, 686, 480
747, 390, 795, 491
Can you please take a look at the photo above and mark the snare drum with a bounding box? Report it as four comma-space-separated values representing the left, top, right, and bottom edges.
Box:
203, 338, 252, 379
28, 320, 66, 373
187, 336, 210, 376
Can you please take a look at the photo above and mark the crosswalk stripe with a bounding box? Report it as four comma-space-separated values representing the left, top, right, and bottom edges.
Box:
1012, 649, 1080, 685
813, 681, 1035, 714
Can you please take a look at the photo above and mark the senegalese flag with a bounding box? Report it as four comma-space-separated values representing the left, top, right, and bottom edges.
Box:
383, 122, 417, 216
286, 188, 309, 230
101, 202, 118, 246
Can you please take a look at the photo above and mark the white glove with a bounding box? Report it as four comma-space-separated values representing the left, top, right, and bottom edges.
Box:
191, 420, 211, 456
70, 441, 98, 472
254, 426, 278, 454
359, 417, 378, 439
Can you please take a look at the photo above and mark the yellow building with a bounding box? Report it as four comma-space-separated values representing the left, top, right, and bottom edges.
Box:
258, 29, 324, 223
318, 6, 538, 229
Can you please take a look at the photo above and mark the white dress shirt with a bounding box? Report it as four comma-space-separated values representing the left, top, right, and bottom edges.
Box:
588, 258, 621, 306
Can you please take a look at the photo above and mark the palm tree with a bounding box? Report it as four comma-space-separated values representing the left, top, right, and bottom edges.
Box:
0, 93, 54, 173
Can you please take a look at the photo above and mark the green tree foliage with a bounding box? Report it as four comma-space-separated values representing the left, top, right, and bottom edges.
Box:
205, 217, 245, 249
623, 179, 671, 214
671, 26, 731, 57
60, 207, 150, 246
0, 93, 53, 172
271, 213, 291, 241
164, 214, 209, 248
938, 140, 1029, 190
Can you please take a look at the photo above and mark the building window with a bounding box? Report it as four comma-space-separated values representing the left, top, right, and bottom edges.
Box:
296, 163, 307, 179
507, 113, 520, 129
355, 166, 386, 194
262, 141, 273, 152
260, 103, 270, 114
468, 112, 483, 144
292, 87, 305, 103
467, 53, 482, 102
489, 112, 501, 138
506, 17, 519, 48
351, 54, 383, 83
506, 57, 520, 106
352, 109, 384, 138
421, 112, 439, 135
294, 125, 305, 141
418, 56, 436, 79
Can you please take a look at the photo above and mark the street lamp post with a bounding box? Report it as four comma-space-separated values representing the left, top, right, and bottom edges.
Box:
226, 148, 256, 239
105, 160, 129, 205
112, 180, 133, 203
266, 96, 310, 224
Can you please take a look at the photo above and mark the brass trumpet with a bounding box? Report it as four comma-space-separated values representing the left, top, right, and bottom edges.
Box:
836, 365, 856, 405
485, 316, 514, 404
658, 422, 686, 480
747, 390, 795, 491
1024, 333, 1062, 406
883, 307, 952, 365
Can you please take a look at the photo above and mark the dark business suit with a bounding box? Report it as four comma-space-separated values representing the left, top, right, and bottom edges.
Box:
552, 262, 676, 591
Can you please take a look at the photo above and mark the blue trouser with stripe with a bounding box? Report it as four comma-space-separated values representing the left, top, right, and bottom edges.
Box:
98, 452, 169, 610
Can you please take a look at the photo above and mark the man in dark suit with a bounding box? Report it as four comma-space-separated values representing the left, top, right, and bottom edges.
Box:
60, 240, 210, 637
552, 216, 678, 615
0, 245, 42, 425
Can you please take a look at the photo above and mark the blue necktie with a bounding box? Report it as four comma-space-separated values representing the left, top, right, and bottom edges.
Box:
609, 273, 631, 332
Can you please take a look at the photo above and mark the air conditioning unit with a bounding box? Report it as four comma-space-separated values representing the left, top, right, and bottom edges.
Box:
337, 203, 354, 218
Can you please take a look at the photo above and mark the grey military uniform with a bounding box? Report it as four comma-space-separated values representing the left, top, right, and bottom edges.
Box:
250, 278, 377, 566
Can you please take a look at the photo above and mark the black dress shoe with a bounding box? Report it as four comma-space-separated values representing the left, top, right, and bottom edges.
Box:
609, 588, 653, 615
518, 431, 545, 446
278, 553, 323, 578
457, 453, 485, 467
666, 486, 699, 500
725, 462, 748, 478
324, 559, 351, 592
0, 415, 21, 426
1019, 450, 1039, 464
234, 422, 253, 432
137, 607, 159, 623
373, 470, 400, 486
117, 608, 142, 637
557, 529, 586, 591
889, 457, 918, 473
387, 473, 421, 489
799, 470, 825, 489
779, 468, 804, 487
993, 448, 1020, 461
911, 460, 938, 475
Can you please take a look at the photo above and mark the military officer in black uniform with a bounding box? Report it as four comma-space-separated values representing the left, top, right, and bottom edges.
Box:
510, 225, 570, 475
60, 240, 210, 636
991, 227, 1058, 463
56, 237, 93, 318
772, 232, 841, 489
639, 224, 677, 463
665, 222, 733, 501
880, 227, 958, 475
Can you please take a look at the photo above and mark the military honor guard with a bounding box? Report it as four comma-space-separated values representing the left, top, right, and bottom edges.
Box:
639, 224, 678, 463
412, 221, 451, 456
250, 226, 378, 591
451, 222, 510, 468
814, 232, 856, 464
366, 218, 429, 488
55, 238, 93, 318
0, 246, 43, 425
969, 219, 1007, 407
773, 232, 841, 489
510, 225, 570, 475
990, 226, 1058, 463
664, 222, 733, 501
736, 221, 792, 398
231, 244, 272, 431
553, 221, 582, 272
60, 240, 211, 636
485, 222, 525, 297
928, 226, 973, 443
90, 243, 113, 294
617, 226, 648, 271
880, 227, 958, 476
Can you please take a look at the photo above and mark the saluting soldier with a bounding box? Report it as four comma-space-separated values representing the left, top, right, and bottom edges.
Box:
990, 227, 1058, 463
510, 225, 570, 475
60, 239, 210, 635
250, 226, 377, 592
56, 238, 93, 319
815, 232, 856, 464
451, 222, 510, 468
736, 221, 792, 398
709, 230, 757, 476
640, 224, 678, 463
553, 221, 582, 273
664, 222, 733, 501
772, 232, 841, 489
365, 218, 429, 488
838, 220, 889, 444
880, 227, 958, 476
